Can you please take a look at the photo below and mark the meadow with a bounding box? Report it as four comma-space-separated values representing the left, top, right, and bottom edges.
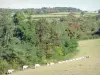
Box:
12, 39, 100, 75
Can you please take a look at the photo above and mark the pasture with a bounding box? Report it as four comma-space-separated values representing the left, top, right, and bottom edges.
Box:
12, 39, 100, 75
30, 12, 98, 18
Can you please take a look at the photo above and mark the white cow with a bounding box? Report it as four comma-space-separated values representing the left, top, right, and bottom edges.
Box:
75, 58, 78, 60
75, 58, 81, 60
79, 57, 82, 60
23, 65, 28, 70
81, 57, 85, 59
65, 60, 69, 62
50, 62, 54, 65
47, 63, 50, 66
72, 58, 76, 61
62, 61, 66, 63
69, 59, 73, 62
35, 64, 40, 68
7, 69, 14, 74
58, 61, 63, 64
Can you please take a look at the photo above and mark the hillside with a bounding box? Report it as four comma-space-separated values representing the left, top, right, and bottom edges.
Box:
12, 39, 100, 75
0, 9, 100, 75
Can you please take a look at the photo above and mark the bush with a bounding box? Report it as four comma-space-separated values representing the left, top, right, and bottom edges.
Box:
52, 46, 63, 60
36, 49, 45, 62
0, 60, 9, 75
60, 17, 67, 22
63, 39, 78, 55
10, 60, 19, 70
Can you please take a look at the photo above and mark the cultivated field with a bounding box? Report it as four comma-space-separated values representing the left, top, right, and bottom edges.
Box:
30, 12, 98, 18
12, 39, 100, 75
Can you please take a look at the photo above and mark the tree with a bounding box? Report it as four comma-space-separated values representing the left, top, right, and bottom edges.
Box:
35, 18, 60, 59
13, 11, 25, 40
13, 11, 25, 25
80, 11, 84, 17
0, 10, 14, 61
60, 17, 67, 22
35, 18, 50, 58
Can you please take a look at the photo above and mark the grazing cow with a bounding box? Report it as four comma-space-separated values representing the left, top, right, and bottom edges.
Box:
72, 59, 75, 60
23, 65, 28, 70
69, 59, 73, 62
47, 63, 50, 66
65, 60, 69, 62
62, 61, 66, 63
75, 58, 80, 60
35, 64, 40, 68
58, 61, 63, 64
7, 69, 14, 74
50, 62, 54, 65
82, 57, 85, 59
79, 57, 82, 60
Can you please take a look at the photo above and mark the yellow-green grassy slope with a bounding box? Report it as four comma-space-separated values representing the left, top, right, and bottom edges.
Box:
13, 39, 100, 75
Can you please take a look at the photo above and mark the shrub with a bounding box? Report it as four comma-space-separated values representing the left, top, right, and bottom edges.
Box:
60, 17, 67, 22
63, 39, 78, 55
0, 60, 9, 75
10, 60, 19, 70
52, 46, 63, 60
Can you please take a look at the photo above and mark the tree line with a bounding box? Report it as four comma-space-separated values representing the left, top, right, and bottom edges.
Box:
0, 7, 82, 15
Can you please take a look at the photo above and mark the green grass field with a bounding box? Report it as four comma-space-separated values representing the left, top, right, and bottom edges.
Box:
12, 39, 100, 75
84, 13, 98, 16
31, 14, 68, 18
31, 12, 80, 18
30, 12, 98, 18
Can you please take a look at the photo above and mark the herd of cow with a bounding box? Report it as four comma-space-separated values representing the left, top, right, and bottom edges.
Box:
6, 55, 90, 75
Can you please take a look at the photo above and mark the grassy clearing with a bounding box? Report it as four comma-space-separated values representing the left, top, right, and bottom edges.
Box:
12, 39, 100, 75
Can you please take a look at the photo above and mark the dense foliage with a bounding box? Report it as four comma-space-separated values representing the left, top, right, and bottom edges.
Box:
0, 9, 100, 75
